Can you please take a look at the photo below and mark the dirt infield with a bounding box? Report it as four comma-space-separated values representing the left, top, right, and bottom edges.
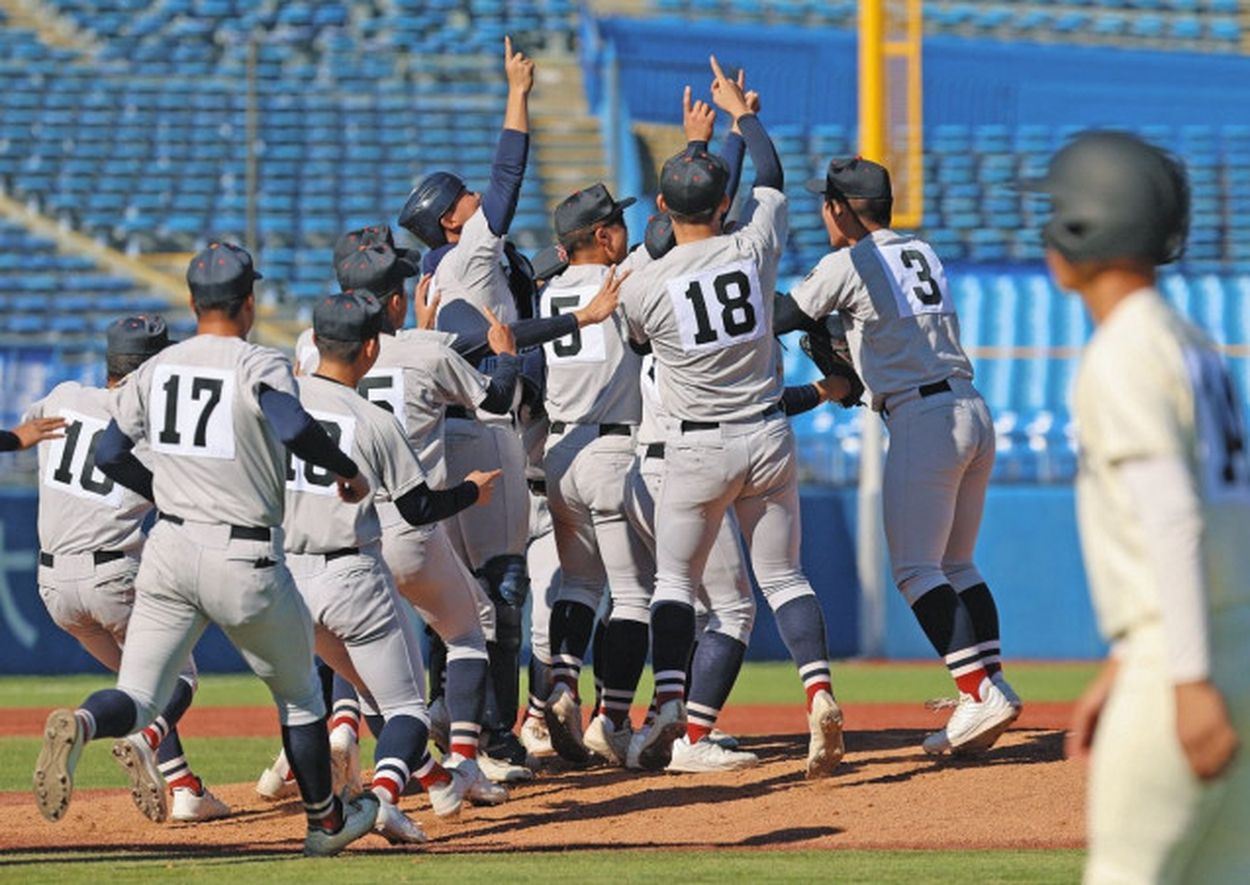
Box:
1, 703, 1085, 855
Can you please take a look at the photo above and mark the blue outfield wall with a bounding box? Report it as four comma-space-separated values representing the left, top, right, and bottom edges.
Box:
0, 483, 1103, 675
587, 17, 1249, 130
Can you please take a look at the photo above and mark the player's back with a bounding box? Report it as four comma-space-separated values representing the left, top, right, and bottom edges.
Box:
284, 374, 425, 554
621, 190, 787, 423
542, 263, 642, 425
831, 230, 973, 402
111, 334, 293, 528
30, 381, 152, 555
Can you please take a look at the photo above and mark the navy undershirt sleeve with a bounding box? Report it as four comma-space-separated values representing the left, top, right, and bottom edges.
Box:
394, 480, 480, 526
259, 386, 359, 479
481, 129, 530, 236
721, 131, 747, 207
774, 293, 825, 335
479, 353, 521, 414
738, 114, 783, 191
781, 384, 822, 416
0, 430, 19, 452
95, 420, 155, 501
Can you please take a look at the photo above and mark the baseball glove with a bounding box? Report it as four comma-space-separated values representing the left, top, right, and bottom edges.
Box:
800, 324, 865, 408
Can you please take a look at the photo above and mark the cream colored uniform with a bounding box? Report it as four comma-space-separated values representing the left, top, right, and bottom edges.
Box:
1074, 288, 1250, 884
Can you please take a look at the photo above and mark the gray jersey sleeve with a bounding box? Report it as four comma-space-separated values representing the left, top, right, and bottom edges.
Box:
431, 341, 491, 409
735, 187, 789, 263
791, 251, 857, 320
366, 407, 428, 502
240, 345, 299, 414
110, 357, 153, 442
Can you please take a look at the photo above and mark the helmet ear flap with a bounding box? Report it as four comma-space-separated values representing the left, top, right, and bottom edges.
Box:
399, 173, 466, 248
1155, 150, 1190, 265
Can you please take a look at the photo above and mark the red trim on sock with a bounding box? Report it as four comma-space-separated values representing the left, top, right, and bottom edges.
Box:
416, 765, 451, 790
955, 668, 988, 700
141, 726, 161, 751
450, 741, 478, 760
804, 680, 833, 713
371, 780, 399, 805
329, 714, 360, 736
687, 723, 712, 743
167, 773, 202, 794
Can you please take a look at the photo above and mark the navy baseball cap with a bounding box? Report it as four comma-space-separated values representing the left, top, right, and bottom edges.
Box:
313, 290, 384, 343
186, 241, 262, 306
335, 243, 418, 295
106, 314, 170, 357
554, 183, 636, 241
644, 212, 676, 260
530, 243, 570, 282
660, 148, 730, 216
806, 156, 893, 202
332, 224, 417, 269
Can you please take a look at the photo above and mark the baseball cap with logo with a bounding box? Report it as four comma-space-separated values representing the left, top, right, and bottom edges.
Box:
332, 224, 418, 269
106, 314, 170, 357
659, 148, 730, 217
644, 212, 676, 260
186, 241, 263, 306
805, 156, 893, 202
313, 290, 384, 343
335, 243, 418, 295
554, 183, 637, 241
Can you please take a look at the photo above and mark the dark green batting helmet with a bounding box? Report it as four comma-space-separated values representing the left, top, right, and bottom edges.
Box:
1032, 130, 1189, 266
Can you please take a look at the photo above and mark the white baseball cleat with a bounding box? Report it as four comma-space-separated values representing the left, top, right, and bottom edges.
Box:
520, 715, 555, 765
543, 684, 589, 764
255, 749, 299, 801
329, 723, 363, 795
477, 751, 533, 783
426, 766, 469, 818
112, 732, 169, 822
667, 735, 759, 773
805, 690, 845, 779
634, 699, 687, 771
707, 727, 740, 751
303, 790, 379, 857
992, 671, 1024, 712
624, 724, 650, 771
373, 799, 428, 844
33, 709, 85, 823
444, 754, 509, 806
171, 784, 231, 822
427, 697, 451, 754
584, 713, 632, 766
923, 676, 1018, 756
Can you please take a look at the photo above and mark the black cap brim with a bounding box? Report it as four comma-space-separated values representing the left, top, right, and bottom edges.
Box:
804, 178, 828, 196
395, 253, 420, 277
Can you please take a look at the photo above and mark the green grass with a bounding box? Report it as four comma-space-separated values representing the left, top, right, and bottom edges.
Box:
0, 848, 1085, 883
0, 661, 1098, 712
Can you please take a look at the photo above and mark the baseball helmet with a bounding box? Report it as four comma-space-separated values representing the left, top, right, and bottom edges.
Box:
1032, 130, 1189, 266
398, 172, 466, 248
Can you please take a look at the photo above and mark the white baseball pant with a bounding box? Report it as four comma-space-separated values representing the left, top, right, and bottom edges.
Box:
443, 416, 530, 569
526, 489, 562, 667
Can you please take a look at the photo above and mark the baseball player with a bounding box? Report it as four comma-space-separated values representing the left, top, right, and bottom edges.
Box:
33, 242, 378, 857
533, 182, 652, 766
26, 316, 228, 823
0, 416, 65, 451
1037, 132, 1249, 883
398, 38, 539, 762
782, 154, 1021, 755
616, 58, 843, 777
286, 290, 504, 843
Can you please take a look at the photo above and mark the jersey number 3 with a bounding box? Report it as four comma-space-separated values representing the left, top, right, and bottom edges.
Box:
149, 365, 236, 459
666, 260, 765, 353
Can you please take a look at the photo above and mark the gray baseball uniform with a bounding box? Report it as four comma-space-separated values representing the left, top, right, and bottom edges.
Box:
27, 382, 195, 679
541, 262, 653, 626
108, 335, 322, 728
431, 208, 519, 325
297, 325, 494, 656
790, 230, 992, 603
284, 374, 427, 721
619, 187, 812, 617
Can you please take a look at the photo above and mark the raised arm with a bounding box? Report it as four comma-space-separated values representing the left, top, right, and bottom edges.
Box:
95, 420, 154, 501
710, 56, 781, 191
482, 37, 535, 236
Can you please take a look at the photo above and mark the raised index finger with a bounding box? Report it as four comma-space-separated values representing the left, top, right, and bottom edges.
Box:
682, 85, 692, 115
480, 304, 501, 325
709, 54, 728, 83
504, 35, 513, 60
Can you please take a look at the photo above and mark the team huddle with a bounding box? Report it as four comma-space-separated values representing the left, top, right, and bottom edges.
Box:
10, 36, 1244, 878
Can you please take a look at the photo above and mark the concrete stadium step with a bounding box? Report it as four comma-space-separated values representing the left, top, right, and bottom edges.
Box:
531, 59, 609, 215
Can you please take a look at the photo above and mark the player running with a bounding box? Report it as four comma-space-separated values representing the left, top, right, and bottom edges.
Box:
27, 315, 227, 823
33, 242, 378, 857
286, 290, 505, 843
617, 58, 843, 777
780, 155, 1021, 755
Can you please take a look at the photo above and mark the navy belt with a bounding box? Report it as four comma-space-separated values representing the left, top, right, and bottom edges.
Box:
39, 550, 126, 568
919, 379, 952, 397
680, 403, 783, 433
445, 406, 471, 420
323, 547, 359, 562
644, 442, 665, 460
528, 478, 547, 497
549, 421, 631, 437
158, 512, 271, 542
